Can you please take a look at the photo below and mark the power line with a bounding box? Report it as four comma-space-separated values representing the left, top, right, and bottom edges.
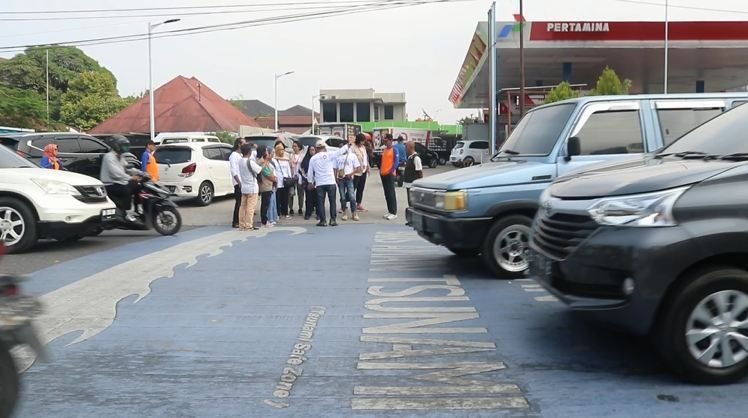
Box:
0, 0, 468, 53
613, 0, 748, 15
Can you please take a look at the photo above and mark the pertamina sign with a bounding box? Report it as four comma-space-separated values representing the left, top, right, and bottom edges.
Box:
546, 22, 610, 33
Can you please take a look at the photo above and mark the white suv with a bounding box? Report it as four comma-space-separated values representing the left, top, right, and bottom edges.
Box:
154, 142, 234, 206
0, 146, 116, 253
450, 140, 490, 167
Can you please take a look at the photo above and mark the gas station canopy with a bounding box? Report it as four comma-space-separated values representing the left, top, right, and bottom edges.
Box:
450, 21, 748, 109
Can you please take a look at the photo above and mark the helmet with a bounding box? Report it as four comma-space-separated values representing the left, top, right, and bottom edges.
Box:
110, 135, 130, 154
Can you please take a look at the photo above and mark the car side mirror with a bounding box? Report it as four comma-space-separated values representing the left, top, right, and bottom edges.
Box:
566, 137, 581, 161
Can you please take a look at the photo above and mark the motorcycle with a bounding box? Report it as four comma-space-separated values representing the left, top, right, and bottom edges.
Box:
100, 175, 182, 236
0, 243, 46, 417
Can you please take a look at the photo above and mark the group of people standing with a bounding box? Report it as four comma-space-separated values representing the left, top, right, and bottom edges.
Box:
229, 133, 374, 229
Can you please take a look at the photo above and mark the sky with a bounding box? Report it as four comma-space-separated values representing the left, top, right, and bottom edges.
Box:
1, 0, 748, 125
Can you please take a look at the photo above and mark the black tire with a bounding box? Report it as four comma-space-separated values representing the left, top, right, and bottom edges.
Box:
196, 181, 214, 206
0, 197, 37, 254
153, 207, 182, 236
463, 157, 475, 167
482, 215, 533, 279
438, 157, 447, 166
56, 234, 84, 243
88, 227, 104, 237
0, 343, 19, 418
654, 266, 748, 384
448, 247, 479, 257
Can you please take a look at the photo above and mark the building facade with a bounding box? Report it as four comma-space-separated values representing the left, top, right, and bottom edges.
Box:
319, 89, 406, 123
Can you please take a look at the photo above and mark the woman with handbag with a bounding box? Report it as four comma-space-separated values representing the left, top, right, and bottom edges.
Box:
352, 133, 370, 212
257, 146, 277, 227
299, 145, 318, 221
289, 141, 305, 216
272, 140, 292, 218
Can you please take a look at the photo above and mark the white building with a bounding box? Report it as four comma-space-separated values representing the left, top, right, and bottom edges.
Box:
319, 89, 406, 123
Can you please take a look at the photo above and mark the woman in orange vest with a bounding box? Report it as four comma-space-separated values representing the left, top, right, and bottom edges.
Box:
140, 140, 159, 181
40, 144, 64, 170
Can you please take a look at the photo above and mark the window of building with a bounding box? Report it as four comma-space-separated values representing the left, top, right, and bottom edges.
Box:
657, 107, 723, 146
322, 102, 337, 123
384, 105, 394, 120
339, 102, 354, 122
356, 103, 371, 122
576, 110, 643, 155
374, 106, 380, 121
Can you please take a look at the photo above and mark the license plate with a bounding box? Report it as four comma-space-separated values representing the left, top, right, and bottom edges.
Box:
101, 209, 116, 218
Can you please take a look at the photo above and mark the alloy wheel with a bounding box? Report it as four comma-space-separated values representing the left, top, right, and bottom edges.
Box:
686, 289, 748, 369
493, 224, 531, 273
0, 206, 25, 247
200, 184, 213, 205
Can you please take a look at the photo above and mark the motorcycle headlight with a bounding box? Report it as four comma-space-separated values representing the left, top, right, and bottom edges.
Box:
31, 179, 81, 196
588, 187, 689, 227
435, 190, 467, 211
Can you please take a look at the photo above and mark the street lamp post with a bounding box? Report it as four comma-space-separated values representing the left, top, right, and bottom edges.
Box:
148, 18, 180, 142
664, 0, 669, 93
274, 71, 295, 132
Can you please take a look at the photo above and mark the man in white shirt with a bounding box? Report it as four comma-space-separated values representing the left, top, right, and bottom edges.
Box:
229, 137, 246, 228
336, 139, 362, 221
308, 140, 350, 227
238, 143, 263, 230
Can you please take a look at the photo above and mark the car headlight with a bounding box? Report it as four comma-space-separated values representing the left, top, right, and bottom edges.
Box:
435, 190, 467, 211
588, 187, 688, 227
31, 179, 81, 195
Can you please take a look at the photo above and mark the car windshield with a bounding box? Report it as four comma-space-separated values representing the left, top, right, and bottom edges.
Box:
0, 144, 35, 168
660, 103, 748, 156
498, 103, 575, 157
154, 147, 192, 164
297, 136, 320, 148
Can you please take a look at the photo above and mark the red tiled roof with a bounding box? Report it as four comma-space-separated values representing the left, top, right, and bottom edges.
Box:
90, 76, 259, 134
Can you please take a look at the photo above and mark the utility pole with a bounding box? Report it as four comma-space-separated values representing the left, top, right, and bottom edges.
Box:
664, 0, 669, 93
45, 49, 50, 130
488, 2, 497, 156
519, 0, 526, 119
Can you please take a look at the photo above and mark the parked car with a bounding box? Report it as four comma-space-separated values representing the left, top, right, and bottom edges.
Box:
243, 134, 296, 152
428, 136, 458, 166
92, 133, 151, 160
450, 140, 490, 167
156, 132, 221, 145
296, 135, 346, 152
372, 142, 440, 169
0, 145, 116, 253
529, 102, 748, 384
406, 93, 748, 278
0, 132, 140, 179
154, 142, 234, 206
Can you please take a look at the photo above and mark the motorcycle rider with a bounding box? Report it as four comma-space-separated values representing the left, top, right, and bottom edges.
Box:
100, 135, 142, 223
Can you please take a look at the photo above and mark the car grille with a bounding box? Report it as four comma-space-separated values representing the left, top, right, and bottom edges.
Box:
532, 212, 599, 260
74, 185, 108, 203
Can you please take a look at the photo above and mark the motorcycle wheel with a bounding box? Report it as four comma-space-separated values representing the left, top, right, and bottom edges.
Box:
0, 343, 19, 418
152, 207, 182, 236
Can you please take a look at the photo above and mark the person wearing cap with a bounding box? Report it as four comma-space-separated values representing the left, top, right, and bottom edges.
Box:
140, 140, 159, 182
379, 134, 400, 220
308, 139, 350, 227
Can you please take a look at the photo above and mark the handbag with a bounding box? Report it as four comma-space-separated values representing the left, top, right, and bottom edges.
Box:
337, 148, 351, 179
274, 159, 295, 188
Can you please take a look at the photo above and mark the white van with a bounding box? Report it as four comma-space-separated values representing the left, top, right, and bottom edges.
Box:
155, 132, 221, 145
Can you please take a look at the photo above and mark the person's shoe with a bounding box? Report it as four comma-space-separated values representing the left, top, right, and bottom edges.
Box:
338, 208, 344, 214
341, 212, 348, 221
232, 223, 240, 228
329, 219, 338, 227
304, 216, 311, 220
264, 223, 274, 228
316, 221, 327, 227
383, 213, 390, 219
353, 214, 360, 221
357, 205, 367, 212
386, 214, 398, 221
290, 209, 295, 215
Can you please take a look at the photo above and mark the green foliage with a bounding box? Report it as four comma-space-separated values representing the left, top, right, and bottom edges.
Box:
213, 131, 236, 144
544, 81, 579, 104
590, 67, 632, 96
458, 115, 481, 125
0, 86, 46, 129
59, 71, 127, 131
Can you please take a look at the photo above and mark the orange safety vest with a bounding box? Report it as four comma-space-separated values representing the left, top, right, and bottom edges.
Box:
146, 152, 159, 181
380, 148, 394, 176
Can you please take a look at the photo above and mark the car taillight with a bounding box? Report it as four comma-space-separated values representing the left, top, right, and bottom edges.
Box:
2, 284, 18, 297
181, 163, 196, 177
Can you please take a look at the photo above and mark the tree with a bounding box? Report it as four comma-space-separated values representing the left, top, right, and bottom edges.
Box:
458, 115, 481, 125
590, 66, 632, 96
59, 71, 127, 131
544, 81, 579, 104
212, 131, 236, 144
0, 86, 46, 129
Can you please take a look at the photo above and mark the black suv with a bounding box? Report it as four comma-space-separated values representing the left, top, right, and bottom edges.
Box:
372, 142, 439, 169
0, 133, 139, 179
530, 103, 748, 384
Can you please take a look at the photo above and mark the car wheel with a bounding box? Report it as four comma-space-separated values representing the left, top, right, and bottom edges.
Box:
0, 342, 19, 418
448, 247, 479, 257
482, 215, 532, 279
196, 181, 214, 206
153, 207, 182, 236
0, 197, 36, 254
654, 266, 748, 384
56, 234, 84, 243
463, 157, 475, 167
452, 162, 459, 167
439, 157, 447, 166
